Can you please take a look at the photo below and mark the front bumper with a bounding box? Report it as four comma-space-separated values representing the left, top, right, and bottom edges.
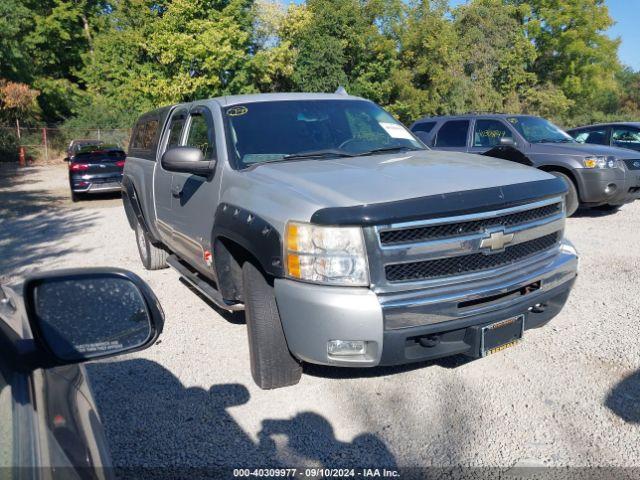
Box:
574, 167, 640, 206
275, 243, 578, 367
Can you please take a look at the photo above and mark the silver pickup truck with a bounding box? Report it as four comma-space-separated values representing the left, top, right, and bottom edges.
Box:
122, 93, 578, 389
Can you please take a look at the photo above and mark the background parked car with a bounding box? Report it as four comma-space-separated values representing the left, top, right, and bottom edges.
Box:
411, 114, 640, 215
65, 139, 104, 161
67, 145, 126, 202
567, 122, 640, 153
0, 268, 164, 477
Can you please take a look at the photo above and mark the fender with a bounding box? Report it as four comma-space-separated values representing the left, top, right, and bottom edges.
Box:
121, 176, 160, 243
212, 204, 283, 278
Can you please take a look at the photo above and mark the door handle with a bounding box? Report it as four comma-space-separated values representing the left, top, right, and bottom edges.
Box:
171, 185, 182, 198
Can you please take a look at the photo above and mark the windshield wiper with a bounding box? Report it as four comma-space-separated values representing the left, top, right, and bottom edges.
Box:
359, 145, 425, 156
282, 149, 358, 160
533, 138, 574, 144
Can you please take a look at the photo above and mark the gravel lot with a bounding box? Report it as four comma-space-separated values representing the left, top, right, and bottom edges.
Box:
1, 163, 639, 472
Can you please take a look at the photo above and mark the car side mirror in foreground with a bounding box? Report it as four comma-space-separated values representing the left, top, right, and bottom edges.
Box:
499, 137, 516, 147
161, 146, 216, 177
23, 268, 164, 366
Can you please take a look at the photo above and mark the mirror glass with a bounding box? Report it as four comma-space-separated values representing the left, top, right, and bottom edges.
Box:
32, 276, 152, 361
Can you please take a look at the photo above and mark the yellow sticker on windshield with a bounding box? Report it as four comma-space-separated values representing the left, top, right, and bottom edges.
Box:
227, 106, 248, 117
507, 117, 518, 124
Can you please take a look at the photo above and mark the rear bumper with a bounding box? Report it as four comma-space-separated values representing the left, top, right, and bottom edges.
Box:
70, 173, 123, 193
275, 241, 578, 367
574, 167, 640, 205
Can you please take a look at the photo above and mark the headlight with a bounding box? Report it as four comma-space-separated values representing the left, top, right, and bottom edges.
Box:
583, 156, 618, 169
285, 221, 369, 286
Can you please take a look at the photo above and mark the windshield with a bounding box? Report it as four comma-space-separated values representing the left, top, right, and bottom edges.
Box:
73, 147, 125, 163
506, 116, 574, 144
223, 100, 424, 168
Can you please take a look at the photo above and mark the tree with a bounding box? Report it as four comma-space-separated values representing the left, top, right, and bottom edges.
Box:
452, 0, 537, 113
388, 0, 464, 122
520, 0, 621, 118
79, 0, 259, 117
287, 0, 400, 105
0, 81, 41, 136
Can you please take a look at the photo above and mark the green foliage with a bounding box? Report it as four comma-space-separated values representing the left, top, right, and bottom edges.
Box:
522, 0, 622, 117
0, 0, 638, 131
287, 0, 400, 105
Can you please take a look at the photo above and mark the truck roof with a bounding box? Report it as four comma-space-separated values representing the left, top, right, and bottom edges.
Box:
566, 121, 640, 131
217, 92, 365, 106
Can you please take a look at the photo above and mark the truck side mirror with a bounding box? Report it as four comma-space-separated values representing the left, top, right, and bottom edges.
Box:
161, 146, 216, 177
499, 137, 516, 147
23, 268, 164, 366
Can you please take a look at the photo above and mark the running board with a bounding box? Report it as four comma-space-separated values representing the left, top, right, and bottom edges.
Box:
166, 255, 244, 312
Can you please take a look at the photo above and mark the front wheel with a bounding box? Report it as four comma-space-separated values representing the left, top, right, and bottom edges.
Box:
134, 218, 168, 270
242, 261, 302, 389
551, 172, 579, 217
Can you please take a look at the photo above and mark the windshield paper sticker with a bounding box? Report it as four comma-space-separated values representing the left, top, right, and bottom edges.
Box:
227, 106, 248, 117
379, 122, 414, 140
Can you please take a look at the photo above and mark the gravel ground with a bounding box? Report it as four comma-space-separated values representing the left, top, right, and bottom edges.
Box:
1, 163, 639, 472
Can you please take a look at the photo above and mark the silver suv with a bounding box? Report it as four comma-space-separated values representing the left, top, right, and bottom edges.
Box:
122, 93, 578, 389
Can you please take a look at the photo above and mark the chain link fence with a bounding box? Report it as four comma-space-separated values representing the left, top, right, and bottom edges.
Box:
0, 126, 131, 164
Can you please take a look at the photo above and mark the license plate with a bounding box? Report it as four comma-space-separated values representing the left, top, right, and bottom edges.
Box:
480, 315, 524, 357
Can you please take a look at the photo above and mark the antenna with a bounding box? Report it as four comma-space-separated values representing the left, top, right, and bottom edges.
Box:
335, 86, 348, 95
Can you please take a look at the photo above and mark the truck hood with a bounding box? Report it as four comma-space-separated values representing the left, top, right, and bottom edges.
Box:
531, 142, 637, 158
246, 150, 553, 208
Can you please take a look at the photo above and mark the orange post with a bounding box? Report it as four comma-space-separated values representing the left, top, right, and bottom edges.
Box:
18, 147, 26, 167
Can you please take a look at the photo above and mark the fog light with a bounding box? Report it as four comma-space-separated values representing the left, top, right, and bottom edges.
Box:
604, 183, 617, 195
327, 340, 366, 356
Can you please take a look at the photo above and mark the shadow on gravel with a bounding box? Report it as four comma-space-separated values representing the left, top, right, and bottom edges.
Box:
605, 370, 640, 423
87, 359, 397, 470
571, 206, 623, 218
304, 354, 473, 380
0, 166, 98, 279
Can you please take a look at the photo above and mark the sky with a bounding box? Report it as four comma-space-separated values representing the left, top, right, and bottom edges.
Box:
446, 0, 640, 71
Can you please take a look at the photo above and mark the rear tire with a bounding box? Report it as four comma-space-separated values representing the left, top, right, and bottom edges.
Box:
551, 171, 579, 217
71, 191, 81, 203
242, 261, 302, 389
135, 218, 168, 270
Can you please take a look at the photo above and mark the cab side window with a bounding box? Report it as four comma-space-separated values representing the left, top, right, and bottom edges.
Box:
435, 120, 470, 148
166, 113, 186, 149
185, 112, 215, 160
612, 127, 640, 151
473, 119, 513, 147
574, 128, 608, 146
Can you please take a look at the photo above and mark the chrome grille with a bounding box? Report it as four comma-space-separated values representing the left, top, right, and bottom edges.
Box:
623, 159, 640, 170
379, 202, 562, 245
385, 232, 560, 282
368, 196, 566, 293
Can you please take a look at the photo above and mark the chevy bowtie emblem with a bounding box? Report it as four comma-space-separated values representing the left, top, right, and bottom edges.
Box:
634, 161, 640, 168
480, 229, 514, 253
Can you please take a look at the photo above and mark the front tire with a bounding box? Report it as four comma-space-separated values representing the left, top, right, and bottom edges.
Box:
551, 171, 579, 217
242, 261, 302, 389
134, 218, 168, 270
